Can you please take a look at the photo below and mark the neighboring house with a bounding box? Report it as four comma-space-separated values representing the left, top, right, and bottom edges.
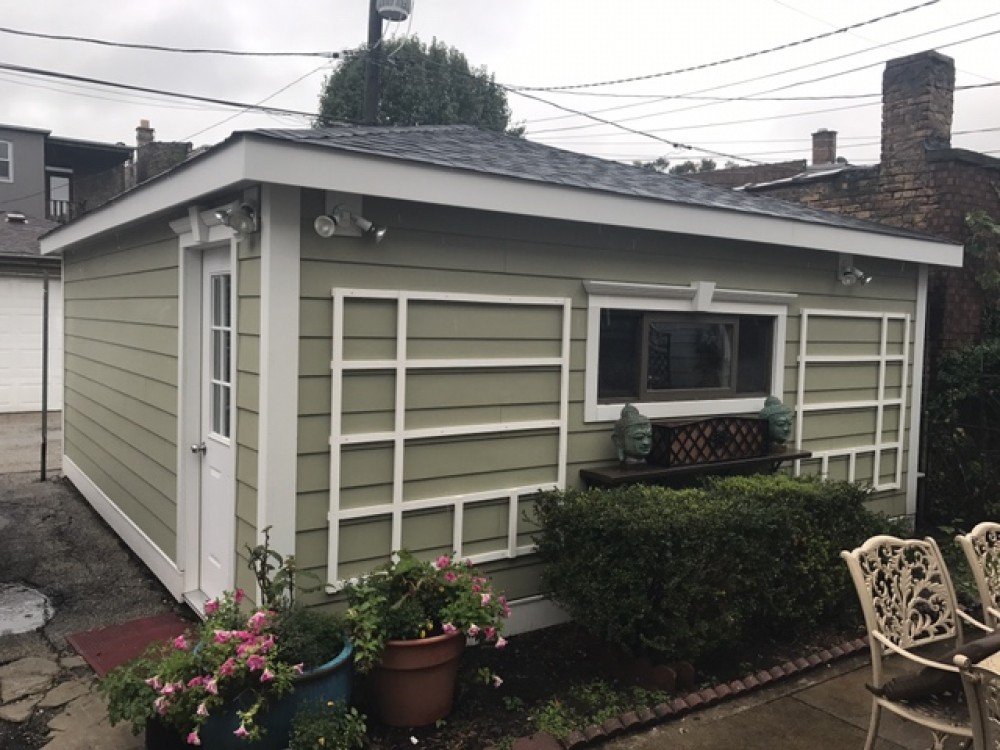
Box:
0, 120, 191, 414
0, 212, 61, 412
689, 50, 1000, 362
41, 124, 960, 631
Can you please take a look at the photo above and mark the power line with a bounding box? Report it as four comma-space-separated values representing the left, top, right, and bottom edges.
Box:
525, 25, 1000, 136
505, 86, 761, 165
0, 60, 322, 119
0, 24, 345, 58
522, 12, 1000, 128
507, 0, 940, 92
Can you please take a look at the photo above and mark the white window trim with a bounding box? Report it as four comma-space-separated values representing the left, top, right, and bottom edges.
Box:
326, 288, 572, 586
0, 140, 12, 182
584, 280, 794, 422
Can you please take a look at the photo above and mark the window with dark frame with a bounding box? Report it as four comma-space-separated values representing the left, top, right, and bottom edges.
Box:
0, 141, 10, 181
597, 309, 773, 403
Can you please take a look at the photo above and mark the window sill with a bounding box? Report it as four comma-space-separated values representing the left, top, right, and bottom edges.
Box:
587, 396, 770, 423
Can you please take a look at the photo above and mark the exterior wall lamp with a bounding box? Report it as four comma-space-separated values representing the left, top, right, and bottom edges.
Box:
313, 205, 387, 243
214, 201, 258, 238
838, 254, 872, 286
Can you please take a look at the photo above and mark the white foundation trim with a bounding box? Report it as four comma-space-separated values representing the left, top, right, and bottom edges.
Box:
63, 456, 184, 600
504, 595, 572, 637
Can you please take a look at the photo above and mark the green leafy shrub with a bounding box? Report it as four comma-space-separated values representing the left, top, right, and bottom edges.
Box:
533, 475, 896, 663
290, 700, 366, 750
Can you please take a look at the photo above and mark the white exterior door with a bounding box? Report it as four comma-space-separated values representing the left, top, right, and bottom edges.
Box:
196, 248, 235, 601
0, 276, 62, 413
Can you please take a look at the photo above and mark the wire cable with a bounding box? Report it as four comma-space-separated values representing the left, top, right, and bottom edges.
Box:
0, 25, 344, 58
508, 0, 940, 92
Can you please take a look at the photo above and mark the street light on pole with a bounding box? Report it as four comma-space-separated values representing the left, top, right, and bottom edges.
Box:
363, 0, 413, 124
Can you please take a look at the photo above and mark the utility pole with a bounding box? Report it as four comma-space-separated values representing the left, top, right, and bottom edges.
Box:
362, 0, 383, 124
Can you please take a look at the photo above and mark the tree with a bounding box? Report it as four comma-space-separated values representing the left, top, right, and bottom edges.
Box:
632, 157, 720, 175
317, 37, 520, 134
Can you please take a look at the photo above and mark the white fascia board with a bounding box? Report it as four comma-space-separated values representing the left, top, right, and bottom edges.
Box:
41, 135, 963, 269
240, 139, 961, 267
40, 140, 250, 255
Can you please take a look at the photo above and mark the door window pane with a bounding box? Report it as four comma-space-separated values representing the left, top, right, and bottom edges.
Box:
209, 272, 232, 438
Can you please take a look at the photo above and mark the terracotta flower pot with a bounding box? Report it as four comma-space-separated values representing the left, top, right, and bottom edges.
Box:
371, 630, 465, 727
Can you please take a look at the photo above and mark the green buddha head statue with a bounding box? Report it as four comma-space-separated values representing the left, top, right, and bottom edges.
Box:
759, 396, 794, 445
612, 404, 653, 465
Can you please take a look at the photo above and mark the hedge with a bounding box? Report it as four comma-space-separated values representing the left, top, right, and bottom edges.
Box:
532, 474, 899, 663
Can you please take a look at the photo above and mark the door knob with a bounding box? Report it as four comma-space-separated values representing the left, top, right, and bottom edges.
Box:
190, 442, 207, 455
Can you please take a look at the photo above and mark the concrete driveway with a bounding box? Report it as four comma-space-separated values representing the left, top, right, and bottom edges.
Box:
0, 411, 61, 477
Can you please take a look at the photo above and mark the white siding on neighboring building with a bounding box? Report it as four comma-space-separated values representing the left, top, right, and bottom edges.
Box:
0, 276, 63, 412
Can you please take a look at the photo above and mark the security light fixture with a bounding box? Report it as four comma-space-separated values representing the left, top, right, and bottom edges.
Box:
215, 201, 258, 238
313, 205, 387, 243
840, 265, 872, 286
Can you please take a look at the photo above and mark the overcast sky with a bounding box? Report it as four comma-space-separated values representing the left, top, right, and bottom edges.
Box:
1, 0, 997, 169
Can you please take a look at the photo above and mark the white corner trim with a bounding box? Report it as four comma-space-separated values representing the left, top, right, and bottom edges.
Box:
257, 184, 300, 558
63, 456, 184, 601
503, 595, 572, 637
906, 266, 929, 517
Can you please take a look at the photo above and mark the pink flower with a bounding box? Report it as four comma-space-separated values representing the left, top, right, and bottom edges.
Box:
153, 696, 169, 715
259, 635, 276, 653
485, 626, 497, 640
493, 675, 504, 688
434, 555, 451, 570
467, 624, 480, 637
260, 668, 275, 683
246, 654, 266, 671
186, 731, 201, 745
234, 724, 249, 739
481, 593, 492, 606
144, 676, 163, 690
159, 683, 177, 696
247, 611, 269, 634
204, 598, 219, 615
495, 637, 508, 649
214, 630, 234, 644
442, 622, 457, 634
186, 676, 205, 689
205, 678, 218, 695
196, 702, 209, 717
173, 635, 188, 650
218, 658, 237, 677
293, 663, 304, 675
234, 589, 246, 604
472, 583, 482, 593
444, 571, 458, 582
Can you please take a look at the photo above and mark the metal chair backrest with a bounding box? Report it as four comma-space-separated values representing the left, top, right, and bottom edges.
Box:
958, 654, 1000, 750
841, 535, 964, 686
957, 522, 1000, 629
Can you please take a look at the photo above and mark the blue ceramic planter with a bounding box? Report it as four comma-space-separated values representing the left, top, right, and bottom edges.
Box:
145, 641, 354, 750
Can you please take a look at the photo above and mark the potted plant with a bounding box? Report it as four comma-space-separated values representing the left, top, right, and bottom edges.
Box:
343, 550, 510, 727
100, 530, 353, 749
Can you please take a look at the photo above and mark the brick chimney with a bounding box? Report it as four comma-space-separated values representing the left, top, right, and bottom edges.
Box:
136, 119, 155, 149
880, 50, 954, 169
811, 129, 837, 166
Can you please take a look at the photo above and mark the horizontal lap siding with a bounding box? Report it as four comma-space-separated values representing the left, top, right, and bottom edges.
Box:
63, 233, 179, 560
234, 244, 261, 596
296, 199, 921, 588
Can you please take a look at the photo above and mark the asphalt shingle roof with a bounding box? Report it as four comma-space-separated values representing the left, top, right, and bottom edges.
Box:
247, 125, 941, 243
0, 213, 59, 258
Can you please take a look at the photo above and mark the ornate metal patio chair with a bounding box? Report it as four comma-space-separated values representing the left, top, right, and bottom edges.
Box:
842, 535, 992, 750
957, 523, 1000, 629
957, 652, 1000, 750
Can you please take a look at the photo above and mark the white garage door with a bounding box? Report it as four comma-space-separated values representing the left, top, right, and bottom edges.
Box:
0, 276, 63, 413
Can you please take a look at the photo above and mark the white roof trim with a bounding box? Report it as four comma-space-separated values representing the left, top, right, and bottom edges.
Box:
41, 135, 963, 268
583, 280, 798, 305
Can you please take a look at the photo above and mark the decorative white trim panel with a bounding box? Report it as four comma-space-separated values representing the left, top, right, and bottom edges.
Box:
794, 308, 911, 493
504, 595, 572, 637
326, 288, 572, 585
